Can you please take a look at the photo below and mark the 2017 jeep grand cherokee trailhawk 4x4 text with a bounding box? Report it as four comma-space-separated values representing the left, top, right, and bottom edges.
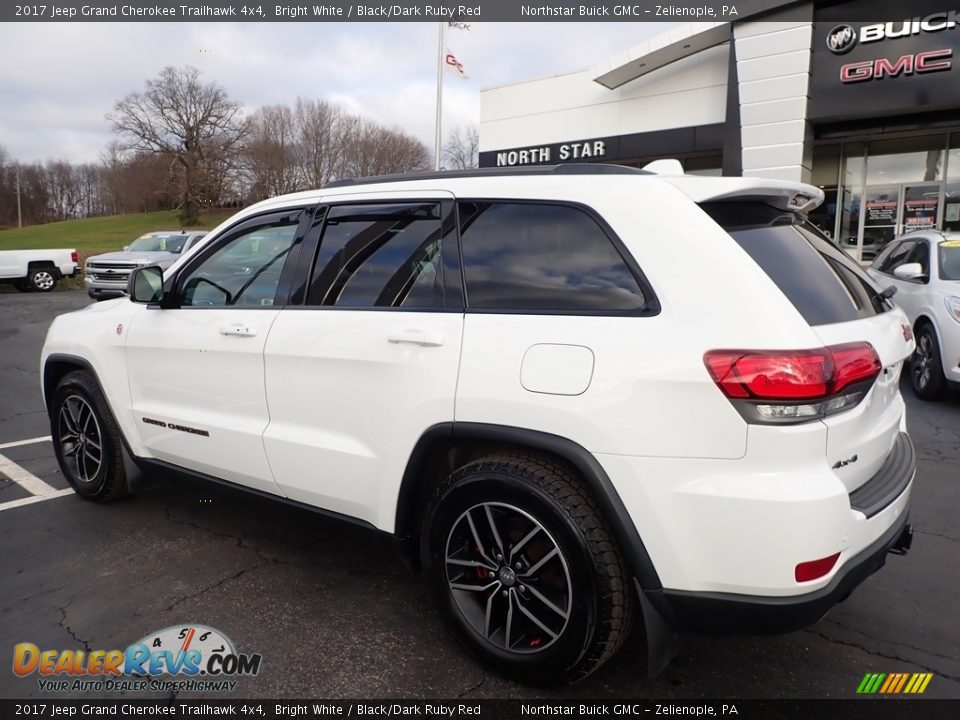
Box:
41, 164, 916, 683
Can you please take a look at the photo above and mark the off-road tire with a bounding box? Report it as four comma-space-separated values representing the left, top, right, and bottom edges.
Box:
423, 452, 633, 685
51, 370, 130, 502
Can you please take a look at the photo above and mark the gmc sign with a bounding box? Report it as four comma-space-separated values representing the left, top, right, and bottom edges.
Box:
811, 0, 960, 121
840, 48, 953, 82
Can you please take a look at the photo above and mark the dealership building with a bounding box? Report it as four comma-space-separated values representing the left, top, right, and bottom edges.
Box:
478, 0, 960, 260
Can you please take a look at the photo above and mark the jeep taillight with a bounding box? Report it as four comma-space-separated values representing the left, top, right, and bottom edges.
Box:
704, 343, 881, 424
71, 251, 79, 263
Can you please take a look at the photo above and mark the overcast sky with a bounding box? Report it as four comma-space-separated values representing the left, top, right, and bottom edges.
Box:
0, 22, 673, 165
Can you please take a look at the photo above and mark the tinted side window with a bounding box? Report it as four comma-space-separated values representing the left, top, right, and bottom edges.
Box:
180, 221, 299, 308
307, 203, 447, 308
878, 241, 915, 274
702, 202, 888, 326
458, 201, 647, 312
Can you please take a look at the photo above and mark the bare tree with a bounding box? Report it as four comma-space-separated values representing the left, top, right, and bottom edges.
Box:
108, 66, 246, 225
443, 124, 480, 170
244, 105, 301, 199
294, 98, 348, 188
45, 160, 83, 220
343, 120, 430, 178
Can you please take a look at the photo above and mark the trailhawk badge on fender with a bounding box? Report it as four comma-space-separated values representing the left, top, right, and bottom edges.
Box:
12, 624, 262, 693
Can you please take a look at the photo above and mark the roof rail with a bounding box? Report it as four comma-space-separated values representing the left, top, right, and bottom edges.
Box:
323, 163, 650, 188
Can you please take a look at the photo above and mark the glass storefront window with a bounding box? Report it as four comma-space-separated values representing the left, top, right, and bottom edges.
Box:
947, 136, 960, 184
865, 136, 945, 185
944, 184, 960, 232
827, 136, 953, 262
809, 145, 840, 239
837, 143, 865, 255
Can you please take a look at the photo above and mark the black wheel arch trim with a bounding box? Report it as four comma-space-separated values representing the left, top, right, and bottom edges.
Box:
43, 354, 150, 492
395, 421, 664, 594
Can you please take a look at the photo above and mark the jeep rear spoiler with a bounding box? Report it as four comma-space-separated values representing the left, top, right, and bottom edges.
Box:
641, 160, 824, 214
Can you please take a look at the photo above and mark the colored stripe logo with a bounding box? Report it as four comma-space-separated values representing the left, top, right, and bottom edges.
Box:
857, 672, 933, 694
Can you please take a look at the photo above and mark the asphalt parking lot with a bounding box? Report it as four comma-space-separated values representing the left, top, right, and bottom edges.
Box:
1, 290, 959, 700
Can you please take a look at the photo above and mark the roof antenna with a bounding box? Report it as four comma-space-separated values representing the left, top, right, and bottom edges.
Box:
642, 159, 684, 175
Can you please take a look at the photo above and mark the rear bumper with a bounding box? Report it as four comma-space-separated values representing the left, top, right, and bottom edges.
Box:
655, 510, 912, 634
598, 425, 915, 635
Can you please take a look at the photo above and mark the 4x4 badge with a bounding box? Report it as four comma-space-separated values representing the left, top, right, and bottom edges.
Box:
832, 454, 859, 470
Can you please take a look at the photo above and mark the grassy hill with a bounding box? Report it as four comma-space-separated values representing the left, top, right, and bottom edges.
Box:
0, 209, 235, 291
0, 209, 235, 252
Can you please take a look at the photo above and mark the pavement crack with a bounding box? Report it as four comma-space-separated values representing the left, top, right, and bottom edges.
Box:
915, 529, 960, 543
806, 628, 960, 682
456, 673, 487, 698
819, 618, 960, 664
6, 585, 66, 612
163, 502, 297, 568
163, 567, 252, 613
59, 599, 92, 653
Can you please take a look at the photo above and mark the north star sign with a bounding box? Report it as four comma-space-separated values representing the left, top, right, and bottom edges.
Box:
496, 140, 607, 167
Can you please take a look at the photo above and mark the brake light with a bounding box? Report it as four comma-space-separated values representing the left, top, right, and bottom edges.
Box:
830, 343, 883, 394
795, 552, 841, 582
71, 251, 79, 263
704, 343, 881, 423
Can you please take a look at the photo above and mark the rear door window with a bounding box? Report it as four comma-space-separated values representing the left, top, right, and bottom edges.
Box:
702, 202, 890, 326
306, 202, 452, 309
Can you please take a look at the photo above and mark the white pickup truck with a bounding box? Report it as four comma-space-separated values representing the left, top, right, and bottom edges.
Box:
0, 249, 80, 292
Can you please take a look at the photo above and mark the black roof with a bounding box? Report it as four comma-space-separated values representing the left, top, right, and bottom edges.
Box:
323, 163, 650, 188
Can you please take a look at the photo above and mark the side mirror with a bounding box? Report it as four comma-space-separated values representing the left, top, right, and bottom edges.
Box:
893, 262, 925, 280
128, 265, 164, 304
122, 245, 129, 251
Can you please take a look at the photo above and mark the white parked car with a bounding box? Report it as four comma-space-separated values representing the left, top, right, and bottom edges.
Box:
0, 248, 79, 292
41, 164, 916, 683
868, 232, 960, 400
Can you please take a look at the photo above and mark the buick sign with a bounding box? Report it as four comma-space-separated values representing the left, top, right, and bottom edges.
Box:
827, 24, 858, 54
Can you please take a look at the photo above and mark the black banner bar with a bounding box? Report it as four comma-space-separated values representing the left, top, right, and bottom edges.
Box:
1, 699, 960, 720
1, 1, 942, 23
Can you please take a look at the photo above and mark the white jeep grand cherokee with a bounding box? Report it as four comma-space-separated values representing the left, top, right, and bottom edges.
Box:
41, 164, 916, 683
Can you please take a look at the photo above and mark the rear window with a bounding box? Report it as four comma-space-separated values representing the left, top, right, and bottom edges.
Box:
701, 202, 890, 326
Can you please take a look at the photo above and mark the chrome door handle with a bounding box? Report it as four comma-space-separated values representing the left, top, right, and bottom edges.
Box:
387, 330, 445, 347
219, 324, 257, 337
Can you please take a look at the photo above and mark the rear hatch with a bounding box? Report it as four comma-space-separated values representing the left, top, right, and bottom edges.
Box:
700, 200, 914, 493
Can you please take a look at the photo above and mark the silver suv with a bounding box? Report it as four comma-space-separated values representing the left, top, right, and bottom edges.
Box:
84, 230, 206, 300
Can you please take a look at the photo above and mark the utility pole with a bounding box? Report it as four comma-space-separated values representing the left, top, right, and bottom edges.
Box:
15, 163, 22, 228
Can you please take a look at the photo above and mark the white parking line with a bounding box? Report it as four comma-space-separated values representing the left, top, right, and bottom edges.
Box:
0, 435, 51, 450
0, 452, 59, 496
0, 488, 74, 512
0, 438, 75, 512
